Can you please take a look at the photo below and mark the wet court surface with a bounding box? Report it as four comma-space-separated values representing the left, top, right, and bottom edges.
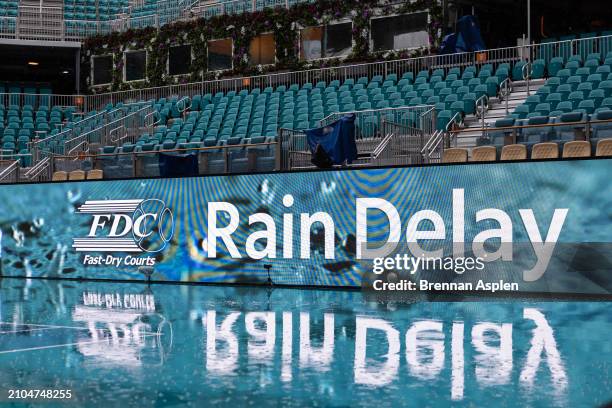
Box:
0, 278, 609, 407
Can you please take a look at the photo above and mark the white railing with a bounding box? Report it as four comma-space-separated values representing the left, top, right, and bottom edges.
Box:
23, 156, 52, 182
30, 103, 150, 162
0, 160, 21, 184
62, 104, 153, 156
0, 92, 84, 110
16, 5, 63, 41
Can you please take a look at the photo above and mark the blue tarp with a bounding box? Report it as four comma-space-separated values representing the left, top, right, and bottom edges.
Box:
305, 114, 357, 167
439, 33, 458, 54
439, 15, 486, 54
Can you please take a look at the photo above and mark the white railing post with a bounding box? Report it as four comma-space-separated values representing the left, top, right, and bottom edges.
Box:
505, 79, 509, 115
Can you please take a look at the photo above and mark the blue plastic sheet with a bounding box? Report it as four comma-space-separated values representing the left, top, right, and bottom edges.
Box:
305, 114, 357, 166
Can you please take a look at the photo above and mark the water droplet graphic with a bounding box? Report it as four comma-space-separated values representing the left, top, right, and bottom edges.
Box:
11, 225, 25, 247
67, 189, 82, 203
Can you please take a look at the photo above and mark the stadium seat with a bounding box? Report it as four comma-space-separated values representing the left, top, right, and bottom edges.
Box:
552, 112, 585, 141
591, 110, 612, 139
52, 171, 68, 181
485, 117, 515, 147
87, 169, 104, 179
531, 142, 559, 159
562, 141, 591, 158
596, 138, 612, 156
470, 145, 496, 162
521, 116, 551, 145
68, 169, 86, 180
500, 144, 527, 161
442, 148, 468, 163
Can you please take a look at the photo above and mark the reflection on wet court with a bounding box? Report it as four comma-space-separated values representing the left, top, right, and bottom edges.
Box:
0, 278, 610, 407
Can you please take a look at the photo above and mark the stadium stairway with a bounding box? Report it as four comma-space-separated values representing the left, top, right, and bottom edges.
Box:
455, 78, 546, 150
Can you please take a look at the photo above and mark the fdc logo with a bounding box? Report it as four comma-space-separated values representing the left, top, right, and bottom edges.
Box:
72, 199, 174, 253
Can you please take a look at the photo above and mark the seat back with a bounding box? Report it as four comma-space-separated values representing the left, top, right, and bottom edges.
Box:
68, 169, 86, 180
596, 138, 612, 157
470, 146, 496, 162
87, 169, 104, 179
442, 148, 468, 163
500, 144, 527, 161
562, 141, 591, 158
531, 142, 559, 159
52, 171, 68, 181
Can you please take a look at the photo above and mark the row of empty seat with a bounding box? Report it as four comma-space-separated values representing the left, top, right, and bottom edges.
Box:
539, 31, 612, 65
52, 169, 103, 181
0, 0, 18, 18
443, 139, 612, 163
64, 0, 129, 21
483, 109, 612, 150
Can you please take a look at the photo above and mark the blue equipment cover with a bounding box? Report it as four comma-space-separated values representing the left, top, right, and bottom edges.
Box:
440, 15, 486, 54
305, 114, 358, 166
439, 33, 458, 54
456, 15, 486, 52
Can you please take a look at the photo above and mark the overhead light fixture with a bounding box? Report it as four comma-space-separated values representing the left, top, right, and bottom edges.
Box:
27, 61, 39, 66
62, 70, 69, 74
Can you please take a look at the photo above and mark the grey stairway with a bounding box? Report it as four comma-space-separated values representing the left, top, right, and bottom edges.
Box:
454, 79, 547, 150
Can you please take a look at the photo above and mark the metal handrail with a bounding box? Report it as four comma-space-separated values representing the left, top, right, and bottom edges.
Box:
444, 111, 464, 148
522, 62, 531, 95
67, 141, 89, 156
446, 112, 463, 132
429, 131, 445, 155
176, 96, 190, 118
56, 140, 278, 161
370, 132, 394, 159
19, 5, 63, 12
109, 125, 125, 143
23, 156, 51, 180
421, 129, 442, 155
499, 77, 513, 115
30, 105, 130, 151
450, 117, 612, 135
475, 94, 489, 117
145, 110, 160, 126
0, 160, 20, 182
474, 93, 490, 137
63, 104, 152, 151
319, 104, 435, 126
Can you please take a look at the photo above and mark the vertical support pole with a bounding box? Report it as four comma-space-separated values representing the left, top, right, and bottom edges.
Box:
505, 80, 509, 115
75, 47, 81, 94
432, 109, 437, 137
481, 98, 485, 138
585, 118, 591, 141
275, 129, 283, 171
527, 0, 531, 48
224, 147, 229, 173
